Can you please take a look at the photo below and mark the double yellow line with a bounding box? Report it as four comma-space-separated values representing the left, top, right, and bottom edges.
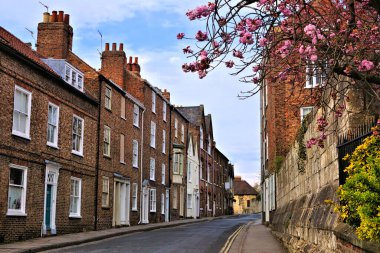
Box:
219, 224, 245, 253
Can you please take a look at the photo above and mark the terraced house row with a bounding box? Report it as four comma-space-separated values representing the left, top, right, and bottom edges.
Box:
0, 10, 235, 243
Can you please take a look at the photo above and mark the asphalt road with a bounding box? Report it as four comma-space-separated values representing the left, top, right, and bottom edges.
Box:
45, 214, 261, 253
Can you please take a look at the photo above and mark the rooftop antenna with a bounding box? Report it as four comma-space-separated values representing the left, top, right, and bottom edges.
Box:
39, 1, 49, 12
25, 28, 36, 48
97, 30, 103, 58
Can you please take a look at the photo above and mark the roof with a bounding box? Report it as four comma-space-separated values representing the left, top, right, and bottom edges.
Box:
0, 26, 57, 76
205, 114, 213, 138
176, 106, 204, 126
233, 178, 258, 195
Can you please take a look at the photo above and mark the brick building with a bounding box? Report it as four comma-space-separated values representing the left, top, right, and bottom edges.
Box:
213, 148, 229, 216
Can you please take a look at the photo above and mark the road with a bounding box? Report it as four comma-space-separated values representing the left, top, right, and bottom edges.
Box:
45, 214, 261, 253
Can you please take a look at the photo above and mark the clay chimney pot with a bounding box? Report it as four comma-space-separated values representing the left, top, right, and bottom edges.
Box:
52, 11, 58, 22
134, 57, 138, 64
58, 11, 64, 22
119, 43, 124, 51
112, 43, 117, 51
129, 56, 133, 64
64, 14, 70, 25
105, 43, 110, 51
43, 12, 50, 23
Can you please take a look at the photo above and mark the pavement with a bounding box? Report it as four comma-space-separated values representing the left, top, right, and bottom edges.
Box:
0, 215, 287, 253
224, 220, 287, 253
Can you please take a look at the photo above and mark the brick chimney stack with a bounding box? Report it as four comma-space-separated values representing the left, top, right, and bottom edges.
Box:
130, 57, 141, 77
37, 10, 73, 59
101, 42, 127, 89
162, 89, 170, 102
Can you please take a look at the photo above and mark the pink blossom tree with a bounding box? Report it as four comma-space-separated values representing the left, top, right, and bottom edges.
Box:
179, 0, 380, 146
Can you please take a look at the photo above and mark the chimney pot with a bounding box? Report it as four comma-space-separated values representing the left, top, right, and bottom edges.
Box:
129, 56, 132, 64
64, 14, 70, 24
134, 57, 138, 64
119, 43, 124, 51
105, 43, 110, 51
43, 12, 50, 23
58, 11, 64, 22
52, 11, 58, 22
112, 43, 117, 51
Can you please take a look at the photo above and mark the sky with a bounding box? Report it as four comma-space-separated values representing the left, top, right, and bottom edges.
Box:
0, 1, 261, 186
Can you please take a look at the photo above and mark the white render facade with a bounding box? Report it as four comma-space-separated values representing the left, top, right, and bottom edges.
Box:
186, 135, 200, 218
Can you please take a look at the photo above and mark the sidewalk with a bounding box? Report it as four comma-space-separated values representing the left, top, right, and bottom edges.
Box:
225, 221, 287, 253
0, 217, 220, 253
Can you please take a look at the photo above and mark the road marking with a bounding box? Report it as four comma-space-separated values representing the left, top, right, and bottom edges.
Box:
219, 224, 245, 253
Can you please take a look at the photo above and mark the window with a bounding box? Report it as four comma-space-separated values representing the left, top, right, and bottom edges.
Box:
301, 107, 313, 122
69, 177, 81, 217
7, 164, 27, 215
72, 115, 84, 156
103, 126, 111, 156
152, 91, 156, 113
174, 118, 178, 138
150, 188, 156, 212
150, 158, 155, 180
120, 134, 125, 163
102, 177, 109, 207
105, 85, 112, 110
207, 164, 210, 182
200, 126, 203, 149
132, 140, 138, 168
173, 186, 177, 209
181, 124, 185, 143
247, 199, 251, 208
162, 164, 165, 184
187, 194, 192, 209
200, 162, 203, 180
208, 134, 211, 154
12, 86, 32, 139
65, 64, 83, 91
188, 162, 191, 182
162, 130, 166, 154
132, 183, 138, 211
133, 104, 139, 127
121, 97, 126, 119
207, 193, 211, 211
161, 193, 165, 214
173, 150, 183, 175
47, 103, 59, 147
163, 101, 167, 121
150, 121, 156, 148
305, 62, 327, 88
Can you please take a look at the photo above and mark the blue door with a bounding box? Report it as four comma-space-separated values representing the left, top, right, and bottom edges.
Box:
45, 185, 52, 230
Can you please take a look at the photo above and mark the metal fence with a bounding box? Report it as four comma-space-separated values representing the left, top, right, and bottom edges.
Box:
336, 119, 376, 185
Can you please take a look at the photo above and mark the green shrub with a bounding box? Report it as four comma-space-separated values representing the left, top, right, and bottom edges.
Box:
336, 124, 380, 242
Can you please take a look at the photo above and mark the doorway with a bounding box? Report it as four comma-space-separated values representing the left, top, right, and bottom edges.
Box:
113, 179, 130, 226
43, 163, 59, 235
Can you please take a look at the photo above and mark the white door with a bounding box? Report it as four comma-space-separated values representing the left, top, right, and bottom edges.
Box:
165, 189, 169, 222
113, 180, 131, 226
43, 164, 59, 235
142, 187, 149, 223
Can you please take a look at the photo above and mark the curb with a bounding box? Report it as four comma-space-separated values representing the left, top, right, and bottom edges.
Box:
17, 216, 228, 253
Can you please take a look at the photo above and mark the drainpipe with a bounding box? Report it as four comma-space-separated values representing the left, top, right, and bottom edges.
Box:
94, 77, 103, 231
138, 108, 145, 224
168, 105, 173, 222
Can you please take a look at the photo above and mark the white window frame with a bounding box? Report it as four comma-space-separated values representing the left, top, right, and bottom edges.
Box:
187, 194, 192, 209
173, 151, 183, 175
181, 124, 185, 143
69, 177, 82, 218
207, 164, 210, 182
161, 193, 165, 214
162, 130, 166, 154
47, 102, 59, 148
161, 164, 165, 185
132, 183, 138, 211
72, 115, 84, 156
200, 126, 203, 149
120, 134, 125, 163
152, 91, 156, 114
207, 134, 211, 154
173, 186, 177, 209
102, 177, 109, 207
150, 158, 155, 181
188, 161, 191, 183
12, 85, 32, 139
105, 85, 112, 110
305, 62, 327, 88
163, 101, 167, 122
150, 188, 156, 212
300, 107, 313, 122
103, 126, 111, 157
174, 118, 178, 138
121, 97, 126, 119
7, 164, 28, 216
65, 64, 84, 91
150, 121, 156, 148
132, 140, 139, 168
133, 104, 139, 127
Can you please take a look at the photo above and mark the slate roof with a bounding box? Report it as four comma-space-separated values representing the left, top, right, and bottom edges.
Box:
176, 106, 203, 126
233, 178, 258, 195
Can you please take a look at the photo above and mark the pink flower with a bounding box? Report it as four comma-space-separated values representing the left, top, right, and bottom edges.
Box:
299, 45, 305, 54
225, 60, 234, 68
212, 41, 219, 48
195, 31, 208, 41
186, 3, 216, 20
252, 65, 261, 72
233, 50, 244, 59
183, 46, 193, 54
177, 33, 185, 39
252, 77, 259, 84
198, 70, 207, 79
239, 31, 253, 45
310, 54, 318, 61
258, 38, 267, 47
304, 24, 316, 36
358, 60, 374, 72
199, 50, 208, 60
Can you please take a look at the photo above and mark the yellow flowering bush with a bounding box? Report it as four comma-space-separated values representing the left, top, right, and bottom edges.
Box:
336, 123, 380, 242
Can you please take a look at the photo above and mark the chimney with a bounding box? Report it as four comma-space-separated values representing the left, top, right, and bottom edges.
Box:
234, 176, 242, 181
131, 57, 141, 76
162, 89, 170, 102
101, 42, 127, 89
37, 10, 73, 59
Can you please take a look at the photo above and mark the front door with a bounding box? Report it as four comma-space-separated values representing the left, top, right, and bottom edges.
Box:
45, 185, 52, 229
43, 164, 59, 235
113, 180, 130, 226
165, 189, 169, 222
142, 187, 149, 223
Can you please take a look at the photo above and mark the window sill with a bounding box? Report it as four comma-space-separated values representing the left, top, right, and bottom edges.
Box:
150, 179, 155, 182
105, 107, 112, 112
69, 214, 82, 219
72, 150, 84, 157
131, 209, 138, 212
120, 161, 126, 165
133, 124, 140, 129
101, 206, 110, 210
132, 165, 139, 169
150, 211, 156, 213
7, 210, 27, 216
150, 146, 156, 149
47, 143, 59, 149
103, 155, 111, 159
12, 132, 31, 141
121, 117, 126, 121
